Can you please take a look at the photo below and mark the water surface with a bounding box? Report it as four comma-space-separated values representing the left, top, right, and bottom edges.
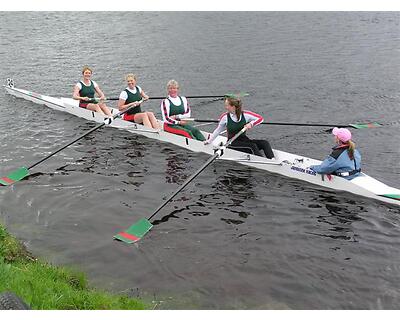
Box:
0, 12, 400, 309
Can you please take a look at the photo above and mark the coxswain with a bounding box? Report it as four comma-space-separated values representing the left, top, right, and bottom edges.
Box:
309, 127, 361, 180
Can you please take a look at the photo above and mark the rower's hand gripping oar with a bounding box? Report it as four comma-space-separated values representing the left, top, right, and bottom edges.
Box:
190, 119, 382, 129
100, 92, 249, 101
114, 127, 248, 244
0, 101, 143, 186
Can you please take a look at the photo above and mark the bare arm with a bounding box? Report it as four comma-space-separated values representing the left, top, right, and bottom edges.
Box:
118, 99, 127, 111
140, 90, 149, 101
73, 85, 83, 100
95, 86, 106, 100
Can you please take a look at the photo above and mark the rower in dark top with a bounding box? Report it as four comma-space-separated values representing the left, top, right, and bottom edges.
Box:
117, 74, 159, 129
204, 96, 274, 159
72, 66, 112, 117
310, 127, 361, 180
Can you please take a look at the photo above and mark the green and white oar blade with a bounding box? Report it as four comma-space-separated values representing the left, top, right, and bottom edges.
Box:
0, 167, 29, 186
113, 218, 153, 244
224, 92, 249, 99
349, 122, 382, 129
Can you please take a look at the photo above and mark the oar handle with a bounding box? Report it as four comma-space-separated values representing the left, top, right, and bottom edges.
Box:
147, 127, 246, 222
112, 100, 143, 119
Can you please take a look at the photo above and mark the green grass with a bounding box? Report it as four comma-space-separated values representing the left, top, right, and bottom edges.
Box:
0, 224, 148, 309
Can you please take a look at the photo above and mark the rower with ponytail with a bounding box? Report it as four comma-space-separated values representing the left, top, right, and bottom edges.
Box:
310, 127, 362, 180
204, 96, 275, 159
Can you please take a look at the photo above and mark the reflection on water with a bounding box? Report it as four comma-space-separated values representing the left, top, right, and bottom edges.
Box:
208, 167, 256, 225
297, 189, 367, 242
150, 163, 257, 227
161, 147, 190, 184
52, 129, 149, 179
213, 167, 256, 200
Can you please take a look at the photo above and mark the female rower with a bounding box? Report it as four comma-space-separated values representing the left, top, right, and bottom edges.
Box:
72, 66, 112, 117
161, 80, 205, 141
117, 74, 159, 129
204, 97, 274, 159
309, 127, 361, 180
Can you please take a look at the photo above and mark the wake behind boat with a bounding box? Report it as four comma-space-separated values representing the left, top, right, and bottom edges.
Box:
3, 79, 400, 206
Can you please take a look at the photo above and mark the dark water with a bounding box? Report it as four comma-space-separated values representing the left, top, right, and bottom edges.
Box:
0, 12, 400, 309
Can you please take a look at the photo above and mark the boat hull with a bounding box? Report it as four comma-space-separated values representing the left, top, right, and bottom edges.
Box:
4, 84, 400, 206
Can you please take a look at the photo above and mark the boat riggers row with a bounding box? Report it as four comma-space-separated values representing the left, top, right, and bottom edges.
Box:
2, 78, 400, 244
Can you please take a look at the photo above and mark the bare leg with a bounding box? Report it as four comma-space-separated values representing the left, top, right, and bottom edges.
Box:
86, 103, 105, 115
134, 113, 152, 128
146, 112, 160, 129
98, 102, 113, 116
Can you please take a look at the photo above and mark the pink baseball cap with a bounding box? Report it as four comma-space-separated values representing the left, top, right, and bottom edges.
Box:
332, 127, 352, 142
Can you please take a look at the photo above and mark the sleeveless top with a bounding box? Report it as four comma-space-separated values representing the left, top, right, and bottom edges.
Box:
123, 86, 142, 115
79, 80, 96, 103
166, 97, 185, 117
227, 112, 247, 139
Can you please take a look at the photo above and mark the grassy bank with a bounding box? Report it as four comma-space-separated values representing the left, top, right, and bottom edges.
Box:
0, 223, 148, 309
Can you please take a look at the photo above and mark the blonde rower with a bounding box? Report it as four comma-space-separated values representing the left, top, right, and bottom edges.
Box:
117, 74, 159, 129
72, 66, 112, 117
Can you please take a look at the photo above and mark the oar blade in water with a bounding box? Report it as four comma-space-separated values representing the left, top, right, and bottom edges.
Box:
349, 122, 382, 129
113, 218, 153, 244
0, 167, 29, 186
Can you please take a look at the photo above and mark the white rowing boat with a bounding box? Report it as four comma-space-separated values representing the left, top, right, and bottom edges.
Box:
3, 79, 400, 206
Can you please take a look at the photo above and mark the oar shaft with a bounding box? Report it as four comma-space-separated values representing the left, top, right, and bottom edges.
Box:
193, 119, 353, 128
178, 95, 226, 99
27, 122, 105, 170
104, 95, 226, 101
147, 127, 246, 222
147, 153, 219, 221
27, 101, 142, 171
265, 122, 349, 127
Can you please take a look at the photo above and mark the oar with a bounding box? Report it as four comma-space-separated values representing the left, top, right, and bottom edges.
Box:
189, 119, 382, 129
0, 101, 143, 186
100, 92, 249, 101
114, 127, 248, 244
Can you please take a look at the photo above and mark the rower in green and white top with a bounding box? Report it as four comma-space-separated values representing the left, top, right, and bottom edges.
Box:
117, 74, 159, 129
205, 96, 275, 159
72, 66, 112, 117
160, 79, 205, 141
